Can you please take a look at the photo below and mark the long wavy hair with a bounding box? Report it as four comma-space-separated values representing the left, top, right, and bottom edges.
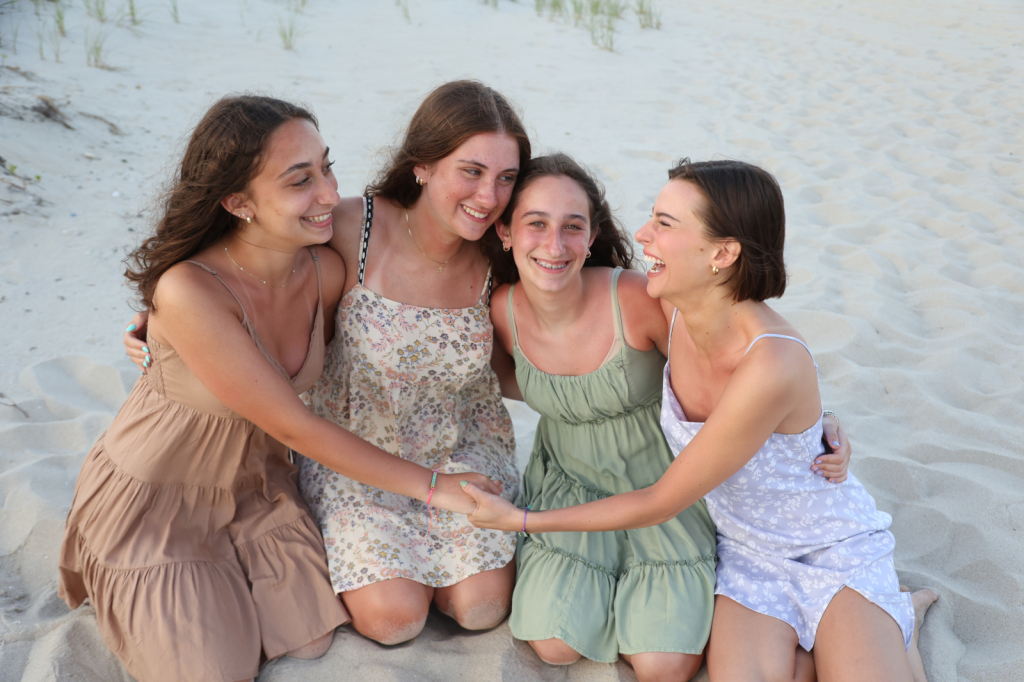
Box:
124, 95, 317, 310
366, 80, 531, 207
484, 153, 635, 285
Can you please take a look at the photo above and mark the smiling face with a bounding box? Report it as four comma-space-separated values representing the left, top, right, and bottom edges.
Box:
636, 179, 719, 301
415, 131, 520, 241
497, 174, 595, 293
230, 117, 340, 248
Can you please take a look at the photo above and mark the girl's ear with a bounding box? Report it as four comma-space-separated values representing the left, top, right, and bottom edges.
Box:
711, 238, 741, 272
220, 193, 249, 218
413, 162, 432, 185
495, 219, 512, 246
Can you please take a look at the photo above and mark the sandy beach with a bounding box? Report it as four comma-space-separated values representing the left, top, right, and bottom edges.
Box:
1, 0, 1022, 680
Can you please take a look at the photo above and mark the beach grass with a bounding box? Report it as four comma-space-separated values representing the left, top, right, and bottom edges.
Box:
84, 0, 109, 23
278, 8, 299, 50
168, 0, 179, 23
120, 0, 143, 27
84, 26, 109, 67
634, 0, 660, 28
54, 0, 67, 36
523, 0, 648, 51
395, 0, 410, 22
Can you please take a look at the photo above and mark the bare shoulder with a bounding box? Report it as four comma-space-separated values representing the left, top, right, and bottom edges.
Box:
327, 195, 367, 260
616, 269, 667, 352
490, 282, 514, 353
312, 244, 346, 308
150, 261, 243, 340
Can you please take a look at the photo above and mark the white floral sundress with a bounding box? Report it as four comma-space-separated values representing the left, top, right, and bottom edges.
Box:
299, 194, 519, 592
659, 316, 914, 651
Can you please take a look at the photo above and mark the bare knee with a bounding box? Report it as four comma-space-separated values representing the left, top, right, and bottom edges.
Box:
287, 630, 334, 660
630, 652, 703, 682
448, 595, 510, 630
530, 638, 582, 666
357, 610, 428, 646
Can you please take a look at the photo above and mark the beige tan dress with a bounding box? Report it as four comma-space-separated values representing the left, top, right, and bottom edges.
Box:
58, 248, 348, 682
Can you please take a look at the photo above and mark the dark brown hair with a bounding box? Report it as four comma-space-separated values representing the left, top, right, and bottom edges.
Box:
485, 153, 635, 285
124, 95, 317, 310
367, 80, 531, 207
668, 158, 787, 302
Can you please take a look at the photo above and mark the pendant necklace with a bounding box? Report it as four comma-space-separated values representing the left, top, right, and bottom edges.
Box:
406, 211, 458, 274
223, 244, 296, 288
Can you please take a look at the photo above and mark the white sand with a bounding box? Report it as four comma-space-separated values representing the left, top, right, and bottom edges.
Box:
1, 0, 1022, 680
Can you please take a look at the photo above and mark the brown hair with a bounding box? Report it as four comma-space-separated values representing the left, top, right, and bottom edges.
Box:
367, 80, 531, 207
668, 159, 787, 302
124, 95, 317, 310
485, 153, 635, 285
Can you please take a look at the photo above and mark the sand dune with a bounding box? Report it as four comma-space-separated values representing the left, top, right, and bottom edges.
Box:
2, 0, 1022, 680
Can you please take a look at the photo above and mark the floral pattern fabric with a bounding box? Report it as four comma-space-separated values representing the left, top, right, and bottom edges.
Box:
659, 340, 914, 651
299, 283, 519, 592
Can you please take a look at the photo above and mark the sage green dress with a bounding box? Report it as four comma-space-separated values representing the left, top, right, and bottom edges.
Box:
508, 268, 718, 662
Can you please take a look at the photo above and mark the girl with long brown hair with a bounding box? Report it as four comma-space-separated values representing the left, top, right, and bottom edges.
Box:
64, 94, 500, 682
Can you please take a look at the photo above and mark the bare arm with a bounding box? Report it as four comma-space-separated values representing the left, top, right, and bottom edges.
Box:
465, 338, 817, 532
151, 264, 499, 514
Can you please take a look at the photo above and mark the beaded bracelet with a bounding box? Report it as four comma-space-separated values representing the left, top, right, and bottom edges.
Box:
822, 410, 840, 425
426, 469, 438, 533
519, 504, 530, 538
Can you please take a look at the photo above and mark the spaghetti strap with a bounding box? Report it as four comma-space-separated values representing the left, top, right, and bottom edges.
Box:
184, 260, 249, 322
609, 268, 625, 345
506, 284, 521, 350
356, 193, 374, 286
480, 265, 494, 304
667, 308, 679, 354
744, 333, 817, 369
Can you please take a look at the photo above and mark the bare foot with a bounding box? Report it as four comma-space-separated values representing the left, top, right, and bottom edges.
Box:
901, 585, 938, 682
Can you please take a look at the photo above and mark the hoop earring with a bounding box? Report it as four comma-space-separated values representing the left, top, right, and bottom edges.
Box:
415, 176, 425, 186
711, 265, 719, 275
586, 249, 592, 258
502, 242, 511, 252
239, 213, 251, 225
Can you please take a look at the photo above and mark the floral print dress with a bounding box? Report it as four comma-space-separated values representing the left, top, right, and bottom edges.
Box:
299, 194, 519, 592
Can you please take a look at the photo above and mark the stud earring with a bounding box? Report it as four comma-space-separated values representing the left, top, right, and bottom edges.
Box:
711, 265, 719, 275
502, 242, 511, 252
239, 213, 251, 225
415, 176, 424, 186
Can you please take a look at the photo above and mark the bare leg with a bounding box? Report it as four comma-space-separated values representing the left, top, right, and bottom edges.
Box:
901, 586, 938, 682
286, 629, 335, 659
813, 587, 913, 682
529, 638, 582, 665
433, 560, 515, 630
622, 652, 704, 682
341, 579, 433, 645
707, 595, 815, 682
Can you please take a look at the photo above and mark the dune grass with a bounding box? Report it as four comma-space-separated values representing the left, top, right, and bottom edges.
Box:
395, 0, 410, 22
531, 0, 654, 51
84, 26, 109, 67
634, 0, 661, 28
168, 0, 179, 23
83, 0, 109, 23
278, 7, 299, 49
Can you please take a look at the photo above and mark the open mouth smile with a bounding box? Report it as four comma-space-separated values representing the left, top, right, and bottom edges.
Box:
461, 205, 489, 221
644, 254, 665, 274
533, 257, 569, 272
302, 213, 332, 227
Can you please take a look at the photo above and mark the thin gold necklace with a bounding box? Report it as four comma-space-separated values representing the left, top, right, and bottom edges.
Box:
406, 211, 459, 274
223, 244, 296, 288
